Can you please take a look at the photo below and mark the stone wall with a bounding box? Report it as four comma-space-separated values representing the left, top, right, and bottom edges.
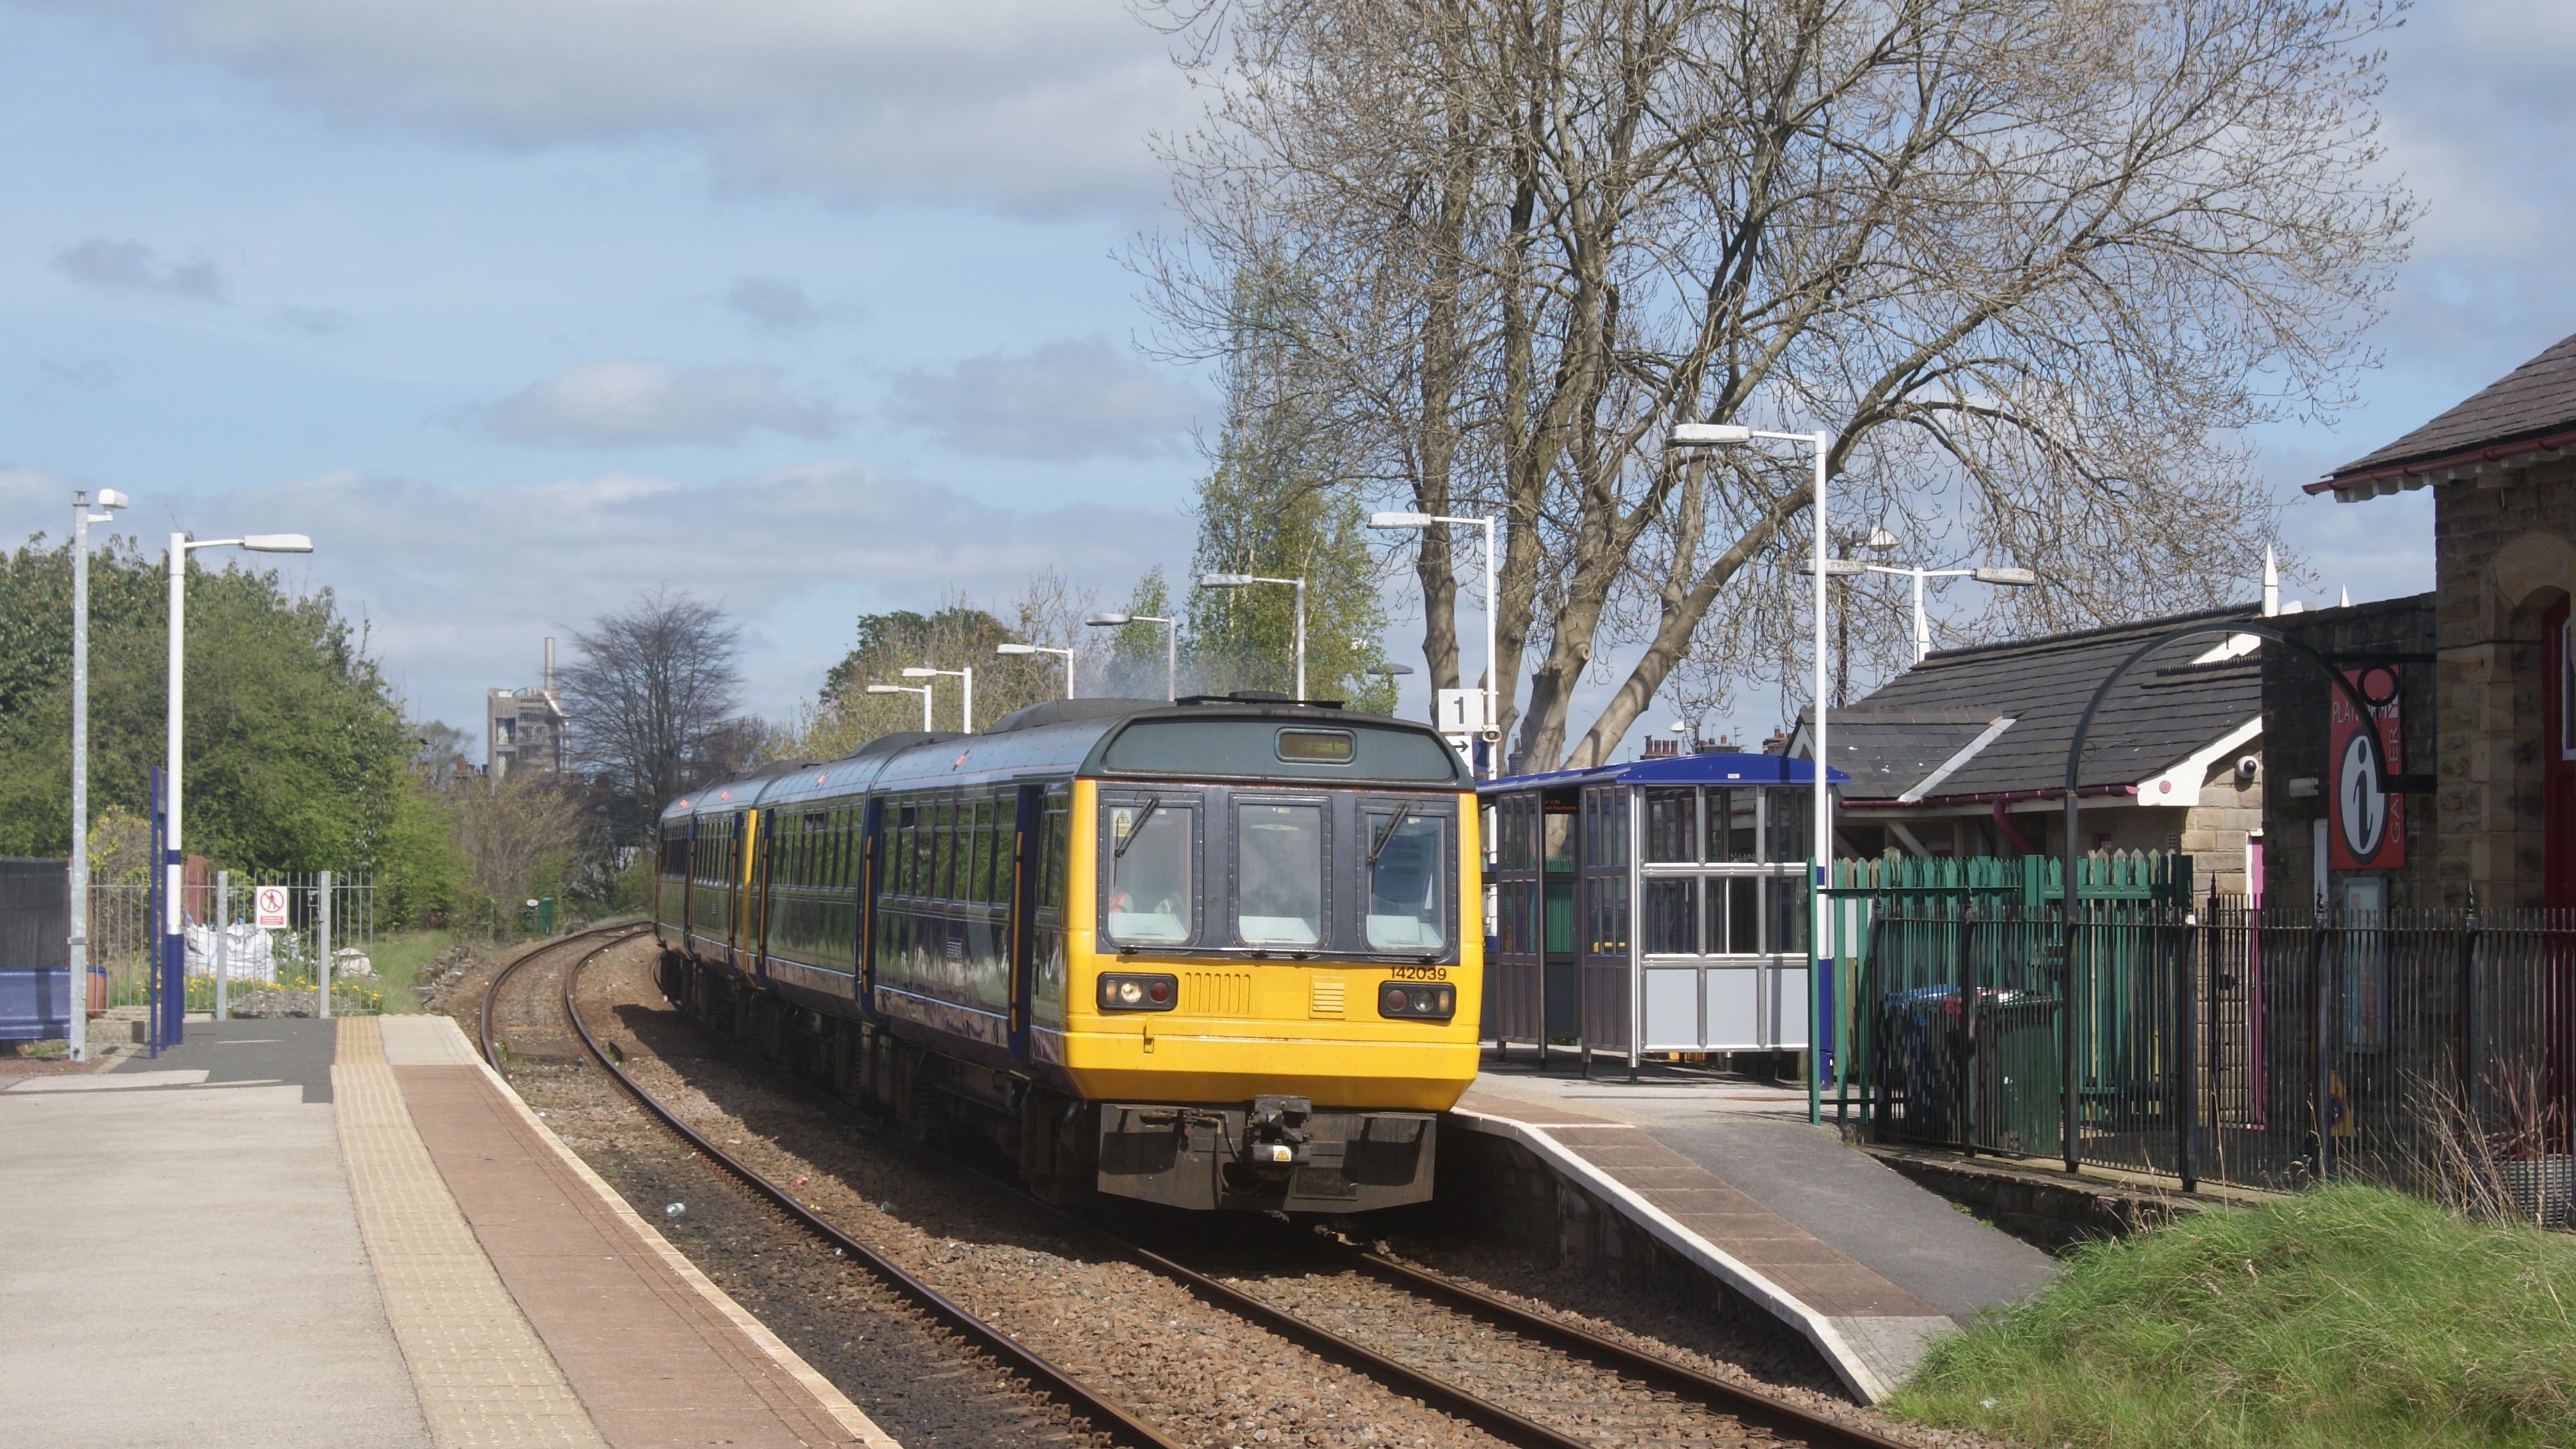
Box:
2261, 592, 2439, 907
2429, 460, 2576, 908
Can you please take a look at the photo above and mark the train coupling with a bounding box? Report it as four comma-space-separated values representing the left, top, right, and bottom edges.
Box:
1243, 1095, 1313, 1174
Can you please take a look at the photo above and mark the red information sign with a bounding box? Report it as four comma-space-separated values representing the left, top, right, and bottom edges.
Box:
2329, 666, 2404, 870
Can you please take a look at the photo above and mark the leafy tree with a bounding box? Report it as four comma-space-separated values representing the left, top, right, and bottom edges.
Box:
788, 573, 1112, 758
1182, 263, 1395, 715
0, 533, 434, 917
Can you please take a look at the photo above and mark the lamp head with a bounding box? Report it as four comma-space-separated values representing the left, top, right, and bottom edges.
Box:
1084, 611, 1132, 627
995, 643, 1037, 656
1973, 566, 2040, 587
1863, 528, 1900, 551
864, 685, 913, 696
1369, 663, 1416, 677
899, 667, 939, 679
242, 534, 314, 553
1667, 422, 1752, 447
1369, 512, 1435, 529
1794, 559, 1869, 577
1200, 573, 1255, 587
95, 489, 128, 510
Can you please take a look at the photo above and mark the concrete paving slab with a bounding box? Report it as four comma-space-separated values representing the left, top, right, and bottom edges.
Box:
0, 1059, 434, 1448
1643, 1118, 2058, 1321
112, 1017, 342, 1102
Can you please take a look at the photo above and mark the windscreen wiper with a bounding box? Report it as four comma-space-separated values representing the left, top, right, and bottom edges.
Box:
1112, 795, 1162, 859
1368, 800, 1416, 866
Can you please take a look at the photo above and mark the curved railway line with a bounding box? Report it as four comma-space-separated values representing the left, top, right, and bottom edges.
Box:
472, 925, 1923, 1449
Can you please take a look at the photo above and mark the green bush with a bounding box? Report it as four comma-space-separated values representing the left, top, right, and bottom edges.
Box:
1893, 1183, 2576, 1448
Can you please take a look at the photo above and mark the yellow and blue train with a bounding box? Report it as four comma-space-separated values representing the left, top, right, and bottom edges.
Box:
652, 694, 1482, 1211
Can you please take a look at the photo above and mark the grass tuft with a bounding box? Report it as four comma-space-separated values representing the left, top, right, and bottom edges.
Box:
359, 931, 462, 1014
1889, 1182, 2576, 1448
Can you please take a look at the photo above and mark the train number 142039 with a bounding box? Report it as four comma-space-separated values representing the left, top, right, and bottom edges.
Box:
1388, 964, 1449, 982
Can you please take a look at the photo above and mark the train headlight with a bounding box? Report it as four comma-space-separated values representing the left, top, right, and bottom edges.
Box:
1097, 972, 1178, 1013
1378, 981, 1456, 1021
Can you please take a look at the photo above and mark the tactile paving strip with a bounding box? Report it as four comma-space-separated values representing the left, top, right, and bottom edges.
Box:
335, 1018, 609, 1449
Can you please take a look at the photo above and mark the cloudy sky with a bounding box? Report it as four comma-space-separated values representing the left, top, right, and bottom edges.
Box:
1, 1, 2571, 760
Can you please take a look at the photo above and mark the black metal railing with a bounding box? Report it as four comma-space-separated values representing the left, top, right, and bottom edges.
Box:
1862, 896, 2576, 1221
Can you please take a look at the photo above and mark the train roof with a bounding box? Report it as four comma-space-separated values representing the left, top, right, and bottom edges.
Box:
659, 695, 1472, 820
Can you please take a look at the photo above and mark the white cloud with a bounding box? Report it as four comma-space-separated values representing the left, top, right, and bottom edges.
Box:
51, 238, 228, 301
889, 335, 1204, 460
32, 0, 1194, 211
0, 456, 1194, 741
274, 305, 349, 335
473, 359, 839, 448
724, 275, 858, 338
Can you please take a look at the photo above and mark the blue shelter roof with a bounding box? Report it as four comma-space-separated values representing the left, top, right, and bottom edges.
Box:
1479, 750, 1846, 796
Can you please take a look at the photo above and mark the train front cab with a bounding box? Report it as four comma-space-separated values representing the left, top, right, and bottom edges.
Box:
1046, 764, 1482, 1213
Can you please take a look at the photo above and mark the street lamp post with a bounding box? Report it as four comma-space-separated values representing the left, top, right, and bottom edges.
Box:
1370, 511, 1500, 772
996, 642, 1075, 699
164, 530, 314, 1042
1669, 422, 1832, 1123
1800, 558, 2040, 661
866, 683, 934, 731
67, 488, 127, 1061
1084, 612, 1178, 703
901, 666, 973, 732
1197, 575, 1305, 701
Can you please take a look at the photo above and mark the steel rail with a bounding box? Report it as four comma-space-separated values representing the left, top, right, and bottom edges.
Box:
476, 924, 647, 1066
577, 939, 1911, 1449
538, 939, 1189, 1449
1327, 1240, 1913, 1449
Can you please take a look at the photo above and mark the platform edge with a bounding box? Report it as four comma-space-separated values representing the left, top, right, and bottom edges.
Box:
438, 1012, 901, 1449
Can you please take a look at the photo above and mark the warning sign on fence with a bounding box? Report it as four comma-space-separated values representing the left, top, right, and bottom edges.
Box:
253, 884, 289, 929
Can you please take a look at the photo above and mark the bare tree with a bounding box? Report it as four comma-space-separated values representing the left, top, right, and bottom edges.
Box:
1141, 0, 2412, 769
449, 770, 587, 925
559, 587, 745, 837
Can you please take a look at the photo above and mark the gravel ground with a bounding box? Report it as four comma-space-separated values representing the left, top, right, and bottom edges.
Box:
460, 934, 2010, 1449
471, 934, 1102, 1448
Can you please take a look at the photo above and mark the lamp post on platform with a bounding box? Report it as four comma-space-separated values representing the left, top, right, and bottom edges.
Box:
901, 666, 973, 732
164, 530, 313, 1043
997, 642, 1075, 699
1084, 612, 1177, 702
866, 683, 934, 731
1668, 421, 1833, 1122
67, 488, 126, 1061
1197, 574, 1305, 701
1369, 510, 1500, 769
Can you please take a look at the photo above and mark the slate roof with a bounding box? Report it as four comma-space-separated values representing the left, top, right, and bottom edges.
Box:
2314, 329, 2576, 500
1818, 603, 2263, 804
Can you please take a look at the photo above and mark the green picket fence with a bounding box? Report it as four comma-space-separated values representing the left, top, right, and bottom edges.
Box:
1820, 851, 2192, 1137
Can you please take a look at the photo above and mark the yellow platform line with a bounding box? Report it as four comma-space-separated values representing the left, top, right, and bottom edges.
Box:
334, 1017, 607, 1449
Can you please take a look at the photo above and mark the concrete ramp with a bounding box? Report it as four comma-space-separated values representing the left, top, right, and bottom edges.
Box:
1446, 1070, 2056, 1402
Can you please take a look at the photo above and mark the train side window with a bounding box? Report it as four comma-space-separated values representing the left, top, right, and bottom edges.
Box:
1039, 788, 1070, 910
932, 796, 957, 902
988, 802, 1016, 907
1104, 800, 1194, 945
969, 796, 997, 905
1235, 802, 1323, 947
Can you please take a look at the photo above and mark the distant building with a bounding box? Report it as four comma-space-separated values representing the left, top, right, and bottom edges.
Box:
488, 637, 569, 780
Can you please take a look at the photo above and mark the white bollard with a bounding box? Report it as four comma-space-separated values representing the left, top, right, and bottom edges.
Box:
215, 872, 228, 1022
317, 871, 332, 1021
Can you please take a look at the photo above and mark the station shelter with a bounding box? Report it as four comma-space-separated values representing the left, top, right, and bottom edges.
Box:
1478, 752, 1844, 1074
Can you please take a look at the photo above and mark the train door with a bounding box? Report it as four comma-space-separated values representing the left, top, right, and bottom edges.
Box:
1008, 784, 1042, 1064
681, 816, 697, 953
858, 796, 884, 1014
750, 808, 776, 984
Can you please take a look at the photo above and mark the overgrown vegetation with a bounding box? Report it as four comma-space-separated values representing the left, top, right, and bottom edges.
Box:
1892, 1184, 2576, 1448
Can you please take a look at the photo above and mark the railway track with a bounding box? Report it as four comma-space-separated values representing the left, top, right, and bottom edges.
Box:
484, 928, 1922, 1449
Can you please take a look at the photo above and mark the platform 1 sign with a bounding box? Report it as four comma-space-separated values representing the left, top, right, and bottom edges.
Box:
2329, 666, 2404, 870
253, 884, 290, 929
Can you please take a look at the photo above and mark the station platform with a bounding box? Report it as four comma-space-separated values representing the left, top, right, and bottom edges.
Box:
0, 1015, 891, 1449
1448, 1054, 2059, 1402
